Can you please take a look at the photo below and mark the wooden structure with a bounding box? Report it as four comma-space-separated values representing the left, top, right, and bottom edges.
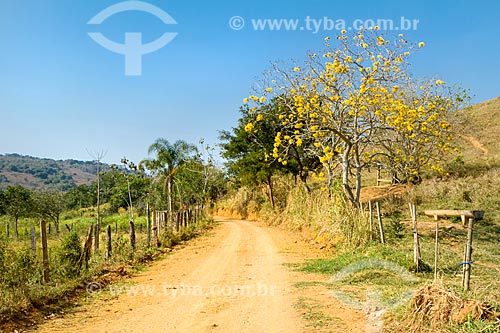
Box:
424, 210, 484, 226
152, 206, 204, 235
376, 164, 394, 186
424, 208, 483, 290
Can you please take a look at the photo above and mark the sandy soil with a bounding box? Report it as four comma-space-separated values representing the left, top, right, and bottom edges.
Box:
32, 218, 365, 333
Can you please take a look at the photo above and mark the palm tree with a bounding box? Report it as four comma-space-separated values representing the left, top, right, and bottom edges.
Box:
141, 138, 197, 214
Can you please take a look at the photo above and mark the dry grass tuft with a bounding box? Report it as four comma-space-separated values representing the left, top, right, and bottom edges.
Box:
406, 283, 498, 331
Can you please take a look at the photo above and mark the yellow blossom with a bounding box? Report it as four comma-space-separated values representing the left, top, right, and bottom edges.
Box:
256, 114, 263, 121
418, 41, 425, 48
244, 123, 254, 132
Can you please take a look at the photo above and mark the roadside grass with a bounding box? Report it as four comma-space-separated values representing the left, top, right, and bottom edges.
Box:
294, 297, 342, 330
449, 317, 500, 333
0, 210, 215, 330
291, 194, 499, 332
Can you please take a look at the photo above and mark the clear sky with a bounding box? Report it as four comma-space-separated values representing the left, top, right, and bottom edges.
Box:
1, 0, 499, 164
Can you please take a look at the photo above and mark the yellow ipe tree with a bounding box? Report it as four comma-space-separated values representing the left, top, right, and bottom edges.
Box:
244, 27, 467, 205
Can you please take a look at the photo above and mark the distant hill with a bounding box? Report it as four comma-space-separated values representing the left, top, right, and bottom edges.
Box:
0, 154, 101, 191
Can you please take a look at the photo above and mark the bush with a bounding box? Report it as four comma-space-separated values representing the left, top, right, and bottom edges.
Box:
57, 231, 82, 278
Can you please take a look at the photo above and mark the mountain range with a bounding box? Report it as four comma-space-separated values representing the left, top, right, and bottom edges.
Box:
0, 153, 99, 191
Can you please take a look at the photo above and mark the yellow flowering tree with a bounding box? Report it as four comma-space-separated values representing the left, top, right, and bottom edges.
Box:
244, 28, 466, 205
370, 80, 468, 183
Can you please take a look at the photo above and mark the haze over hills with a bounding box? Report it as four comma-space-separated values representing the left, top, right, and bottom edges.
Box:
0, 153, 100, 191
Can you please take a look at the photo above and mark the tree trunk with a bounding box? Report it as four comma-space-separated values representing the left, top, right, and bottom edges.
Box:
299, 173, 311, 193
341, 147, 356, 205
267, 174, 275, 208
96, 158, 101, 250
167, 177, 173, 214
127, 176, 134, 221
354, 147, 362, 204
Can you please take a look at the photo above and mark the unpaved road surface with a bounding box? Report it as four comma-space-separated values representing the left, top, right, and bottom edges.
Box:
34, 219, 365, 333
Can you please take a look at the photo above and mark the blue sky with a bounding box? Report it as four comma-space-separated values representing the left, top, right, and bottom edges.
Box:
1, 0, 499, 164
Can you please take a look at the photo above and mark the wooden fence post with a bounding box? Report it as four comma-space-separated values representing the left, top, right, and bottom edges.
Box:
146, 204, 151, 248
462, 218, 475, 291
5, 222, 9, 238
375, 201, 385, 244
157, 211, 162, 236
30, 226, 36, 257
78, 224, 94, 272
40, 220, 50, 283
176, 212, 180, 232
376, 165, 381, 186
106, 224, 112, 260
411, 203, 421, 271
94, 222, 99, 253
434, 220, 439, 281
130, 220, 136, 250
368, 201, 373, 241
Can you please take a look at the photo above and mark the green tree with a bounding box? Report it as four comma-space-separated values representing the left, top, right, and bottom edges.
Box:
141, 139, 198, 213
221, 99, 322, 206
0, 189, 5, 215
220, 105, 285, 207
4, 185, 32, 237
106, 162, 151, 215
64, 184, 94, 210
33, 190, 66, 233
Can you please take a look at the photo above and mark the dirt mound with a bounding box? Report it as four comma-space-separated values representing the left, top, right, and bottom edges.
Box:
406, 284, 498, 331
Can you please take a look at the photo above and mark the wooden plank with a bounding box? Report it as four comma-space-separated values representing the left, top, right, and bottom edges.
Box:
424, 210, 484, 220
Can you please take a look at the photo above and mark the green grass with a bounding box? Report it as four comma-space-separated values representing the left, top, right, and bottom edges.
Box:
298, 242, 421, 275
294, 297, 341, 329
0, 209, 215, 329
449, 317, 500, 333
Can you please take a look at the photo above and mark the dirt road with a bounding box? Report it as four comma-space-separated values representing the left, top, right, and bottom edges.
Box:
34, 219, 365, 333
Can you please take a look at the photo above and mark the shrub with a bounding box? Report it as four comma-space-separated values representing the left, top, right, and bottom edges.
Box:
57, 231, 82, 278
